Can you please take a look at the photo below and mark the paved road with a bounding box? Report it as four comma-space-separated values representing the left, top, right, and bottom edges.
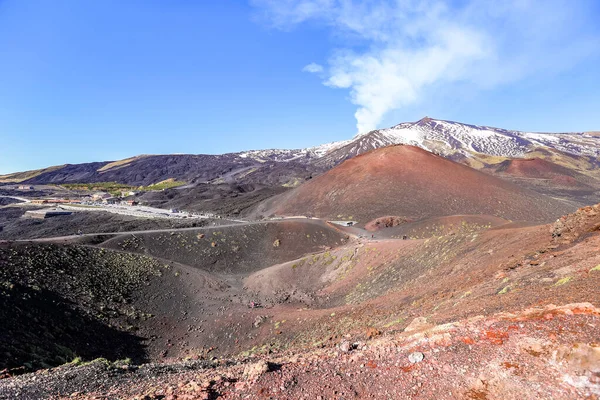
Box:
0, 195, 30, 203
13, 217, 340, 243
58, 203, 217, 220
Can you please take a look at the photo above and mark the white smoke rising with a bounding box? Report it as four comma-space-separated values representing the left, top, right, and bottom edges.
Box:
252, 0, 599, 133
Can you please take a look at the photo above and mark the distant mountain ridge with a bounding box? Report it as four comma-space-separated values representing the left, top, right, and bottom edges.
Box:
2, 117, 599, 186
303, 117, 600, 166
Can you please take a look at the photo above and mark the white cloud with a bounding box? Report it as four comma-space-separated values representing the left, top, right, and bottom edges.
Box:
302, 62, 324, 73
252, 0, 600, 133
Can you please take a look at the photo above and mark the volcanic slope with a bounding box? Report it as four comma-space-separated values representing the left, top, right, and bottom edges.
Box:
495, 155, 597, 183
3, 202, 600, 399
490, 156, 600, 193
0, 219, 349, 376
98, 219, 347, 274
259, 145, 576, 224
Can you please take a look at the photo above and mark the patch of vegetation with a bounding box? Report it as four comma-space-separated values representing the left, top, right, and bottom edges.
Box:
498, 286, 510, 295
66, 356, 83, 366
66, 356, 132, 368
554, 276, 573, 286
97, 156, 146, 172
381, 317, 405, 328
144, 178, 186, 191
62, 181, 137, 195
282, 177, 302, 187
0, 164, 65, 183
62, 178, 186, 196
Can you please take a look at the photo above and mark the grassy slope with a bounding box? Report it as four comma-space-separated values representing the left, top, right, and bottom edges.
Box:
0, 165, 66, 183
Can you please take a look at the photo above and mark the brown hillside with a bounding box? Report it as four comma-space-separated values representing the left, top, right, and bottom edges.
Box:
492, 157, 600, 192
486, 156, 600, 206
263, 145, 574, 223
499, 158, 574, 178
494, 157, 598, 185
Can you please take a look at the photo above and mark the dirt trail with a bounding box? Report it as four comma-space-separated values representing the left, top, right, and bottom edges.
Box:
12, 218, 332, 243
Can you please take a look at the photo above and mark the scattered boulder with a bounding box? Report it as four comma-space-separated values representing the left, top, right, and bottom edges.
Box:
273, 239, 281, 247
551, 219, 565, 238
365, 327, 381, 339
339, 340, 352, 353
408, 352, 424, 364
551, 204, 600, 242
253, 315, 268, 328
553, 342, 600, 373
243, 360, 271, 381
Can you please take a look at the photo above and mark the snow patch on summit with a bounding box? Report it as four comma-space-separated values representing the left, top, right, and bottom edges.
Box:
235, 118, 600, 165
344, 118, 600, 159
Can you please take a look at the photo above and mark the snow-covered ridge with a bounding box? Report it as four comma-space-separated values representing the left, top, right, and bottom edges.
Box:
235, 117, 600, 164
236, 139, 352, 162
339, 117, 600, 159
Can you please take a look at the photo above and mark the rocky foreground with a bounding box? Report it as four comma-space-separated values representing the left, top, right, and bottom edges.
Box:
0, 303, 597, 399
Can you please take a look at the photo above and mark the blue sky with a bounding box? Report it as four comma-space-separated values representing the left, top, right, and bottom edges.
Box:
1, 0, 599, 174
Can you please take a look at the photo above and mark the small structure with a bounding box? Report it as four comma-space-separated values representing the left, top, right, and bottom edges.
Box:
31, 198, 80, 205
92, 192, 111, 201
103, 197, 120, 205
121, 199, 138, 206
328, 220, 358, 227
24, 209, 72, 219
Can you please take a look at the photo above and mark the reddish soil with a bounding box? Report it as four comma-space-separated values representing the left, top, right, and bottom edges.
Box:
499, 158, 576, 179
486, 157, 600, 206
2, 304, 597, 399
366, 214, 510, 239
260, 146, 576, 224
494, 158, 599, 190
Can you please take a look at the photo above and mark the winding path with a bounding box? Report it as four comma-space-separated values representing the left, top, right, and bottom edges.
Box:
8, 217, 366, 243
